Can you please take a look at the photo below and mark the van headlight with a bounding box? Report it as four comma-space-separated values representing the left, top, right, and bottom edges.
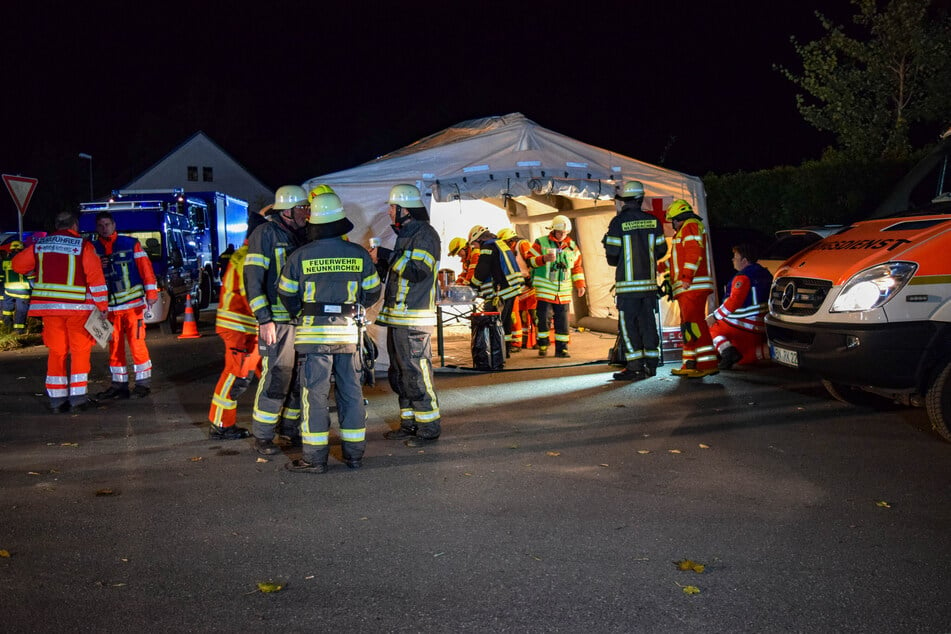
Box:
830, 262, 917, 312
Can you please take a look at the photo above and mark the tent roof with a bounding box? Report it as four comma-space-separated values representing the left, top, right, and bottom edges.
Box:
308, 113, 704, 212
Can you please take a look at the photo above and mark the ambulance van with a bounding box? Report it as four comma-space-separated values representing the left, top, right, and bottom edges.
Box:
765, 126, 951, 441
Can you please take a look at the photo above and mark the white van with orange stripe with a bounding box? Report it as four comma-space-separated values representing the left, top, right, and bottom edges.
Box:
765, 127, 951, 441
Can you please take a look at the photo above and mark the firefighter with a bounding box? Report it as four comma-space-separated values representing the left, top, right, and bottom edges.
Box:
469, 226, 525, 356
497, 227, 537, 350
373, 184, 442, 446
12, 212, 108, 413
1, 241, 32, 332
244, 185, 310, 455
92, 211, 159, 399
659, 199, 718, 378
207, 210, 269, 440
278, 192, 382, 472
447, 237, 470, 284
603, 181, 669, 380
458, 226, 485, 287
707, 243, 773, 369
527, 215, 586, 358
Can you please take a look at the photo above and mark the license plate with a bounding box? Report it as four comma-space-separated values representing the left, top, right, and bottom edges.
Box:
771, 345, 799, 367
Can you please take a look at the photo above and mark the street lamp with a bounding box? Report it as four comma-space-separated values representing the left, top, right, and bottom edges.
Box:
78, 152, 93, 200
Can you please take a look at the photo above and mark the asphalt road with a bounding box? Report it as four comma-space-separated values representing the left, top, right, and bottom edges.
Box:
1, 319, 950, 633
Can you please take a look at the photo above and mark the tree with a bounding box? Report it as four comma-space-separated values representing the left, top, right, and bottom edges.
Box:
779, 0, 951, 160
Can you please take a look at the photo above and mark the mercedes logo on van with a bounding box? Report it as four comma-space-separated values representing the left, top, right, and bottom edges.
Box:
780, 282, 798, 311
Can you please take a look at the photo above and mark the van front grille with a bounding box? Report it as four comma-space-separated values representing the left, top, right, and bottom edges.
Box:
769, 277, 832, 317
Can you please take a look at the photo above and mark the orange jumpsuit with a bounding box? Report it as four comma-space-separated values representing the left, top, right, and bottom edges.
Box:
94, 233, 158, 389
12, 229, 108, 408
209, 245, 261, 428
660, 218, 717, 373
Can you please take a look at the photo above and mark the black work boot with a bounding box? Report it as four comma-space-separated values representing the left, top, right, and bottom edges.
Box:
384, 425, 417, 440
96, 384, 130, 400
254, 437, 281, 455
613, 366, 648, 381
209, 425, 251, 440
718, 346, 743, 370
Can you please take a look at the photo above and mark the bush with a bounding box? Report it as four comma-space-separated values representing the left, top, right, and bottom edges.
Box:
704, 156, 915, 237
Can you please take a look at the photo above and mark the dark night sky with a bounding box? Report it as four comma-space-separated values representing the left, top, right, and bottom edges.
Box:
0, 0, 857, 228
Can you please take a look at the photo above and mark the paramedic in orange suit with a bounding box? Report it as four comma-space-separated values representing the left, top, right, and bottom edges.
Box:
12, 211, 109, 413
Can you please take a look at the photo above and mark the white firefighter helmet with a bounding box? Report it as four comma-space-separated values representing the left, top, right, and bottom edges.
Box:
273, 185, 308, 210
388, 184, 424, 208
309, 192, 346, 225
549, 215, 572, 233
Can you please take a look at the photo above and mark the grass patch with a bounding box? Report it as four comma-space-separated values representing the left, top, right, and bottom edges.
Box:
0, 318, 43, 351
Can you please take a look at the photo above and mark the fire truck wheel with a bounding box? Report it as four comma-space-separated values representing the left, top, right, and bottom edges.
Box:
821, 379, 896, 410
199, 271, 212, 310
926, 360, 951, 443
160, 302, 178, 335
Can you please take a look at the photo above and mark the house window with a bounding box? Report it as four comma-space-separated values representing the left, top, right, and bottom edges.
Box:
187, 166, 198, 181
202, 166, 213, 182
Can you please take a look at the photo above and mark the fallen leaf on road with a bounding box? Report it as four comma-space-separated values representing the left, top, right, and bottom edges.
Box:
189, 456, 203, 462
60, 442, 79, 447
0, 549, 10, 558
95, 489, 118, 497
546, 451, 560, 457
668, 449, 682, 454
875, 500, 891, 508
698, 444, 710, 449
255, 458, 269, 463
599, 464, 609, 467
637, 450, 651, 454
682, 585, 700, 595
675, 559, 705, 573
257, 581, 284, 593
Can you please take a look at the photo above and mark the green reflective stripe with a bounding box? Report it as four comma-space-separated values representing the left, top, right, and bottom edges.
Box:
340, 428, 366, 442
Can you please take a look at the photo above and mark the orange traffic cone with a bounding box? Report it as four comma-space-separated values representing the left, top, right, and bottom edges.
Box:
178, 294, 201, 339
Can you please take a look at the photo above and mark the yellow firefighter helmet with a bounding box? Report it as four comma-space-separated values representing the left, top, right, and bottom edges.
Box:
448, 237, 468, 256
665, 199, 694, 222
308, 184, 335, 202
496, 227, 517, 241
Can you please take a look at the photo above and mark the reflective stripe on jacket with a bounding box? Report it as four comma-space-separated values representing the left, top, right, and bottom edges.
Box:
12, 230, 107, 314
713, 262, 773, 332
662, 218, 714, 297
244, 217, 301, 324
376, 220, 440, 328
471, 238, 525, 300
94, 234, 158, 311
278, 237, 382, 351
528, 234, 585, 304
216, 245, 259, 334
603, 204, 668, 296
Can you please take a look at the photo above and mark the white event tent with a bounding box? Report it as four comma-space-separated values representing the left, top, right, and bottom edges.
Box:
302, 113, 711, 370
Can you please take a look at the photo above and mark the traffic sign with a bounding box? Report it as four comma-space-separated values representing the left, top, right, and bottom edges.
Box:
2, 174, 38, 216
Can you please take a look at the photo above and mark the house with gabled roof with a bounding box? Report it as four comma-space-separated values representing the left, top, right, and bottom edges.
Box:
123, 131, 273, 213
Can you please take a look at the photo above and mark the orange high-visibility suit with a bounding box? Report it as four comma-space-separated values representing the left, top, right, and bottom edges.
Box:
93, 232, 158, 394
13, 228, 108, 410
660, 217, 717, 374
209, 245, 261, 430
